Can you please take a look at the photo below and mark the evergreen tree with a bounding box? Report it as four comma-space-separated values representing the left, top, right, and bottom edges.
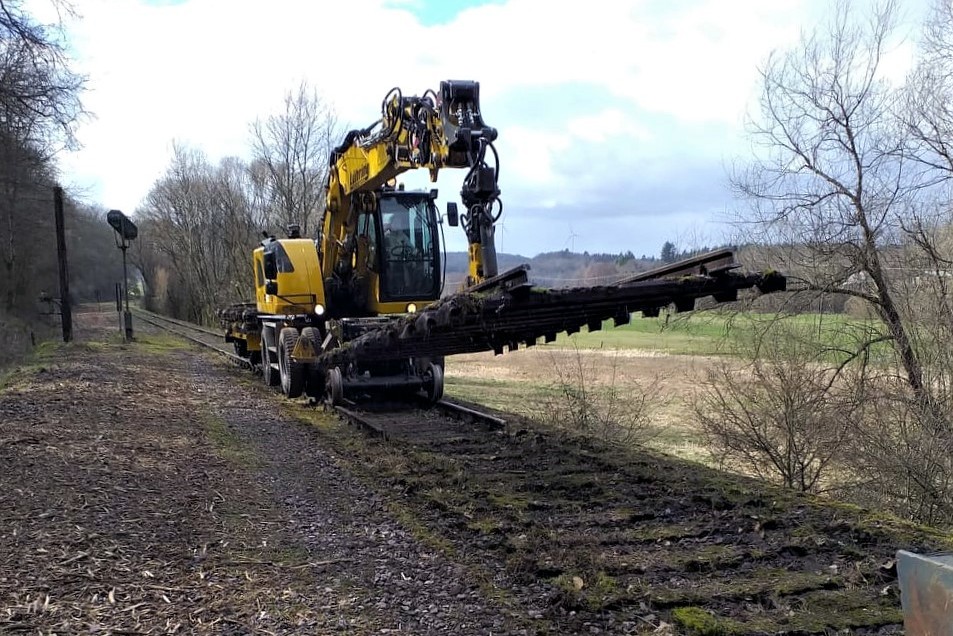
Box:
660, 241, 677, 264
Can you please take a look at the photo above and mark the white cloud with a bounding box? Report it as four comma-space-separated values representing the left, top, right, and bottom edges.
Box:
565, 108, 653, 144
39, 0, 930, 256
498, 125, 571, 186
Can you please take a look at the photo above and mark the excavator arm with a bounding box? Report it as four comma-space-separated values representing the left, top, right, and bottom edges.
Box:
321, 80, 502, 308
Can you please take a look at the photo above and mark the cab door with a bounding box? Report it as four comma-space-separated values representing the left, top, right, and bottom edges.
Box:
376, 193, 440, 305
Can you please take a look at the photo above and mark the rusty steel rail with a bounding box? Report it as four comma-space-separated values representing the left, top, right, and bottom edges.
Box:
436, 398, 507, 430
333, 398, 506, 441
333, 404, 377, 434
614, 248, 740, 284
135, 308, 223, 338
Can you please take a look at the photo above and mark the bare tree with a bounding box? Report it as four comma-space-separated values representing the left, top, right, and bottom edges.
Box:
136, 145, 263, 323
0, 130, 52, 311
903, 0, 953, 178
843, 370, 953, 524
137, 84, 340, 322
0, 0, 85, 317
0, 0, 85, 151
138, 144, 217, 321
250, 82, 336, 237
720, 0, 953, 523
210, 156, 265, 300
695, 322, 857, 493
731, 1, 932, 395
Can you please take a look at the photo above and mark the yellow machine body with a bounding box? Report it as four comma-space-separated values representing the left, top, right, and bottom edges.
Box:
253, 239, 327, 316
224, 80, 500, 403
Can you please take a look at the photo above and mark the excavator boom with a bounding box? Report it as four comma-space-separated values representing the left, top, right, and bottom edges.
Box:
322, 80, 502, 305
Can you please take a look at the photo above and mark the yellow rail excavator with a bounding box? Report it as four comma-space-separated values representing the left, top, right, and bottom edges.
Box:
221, 80, 785, 405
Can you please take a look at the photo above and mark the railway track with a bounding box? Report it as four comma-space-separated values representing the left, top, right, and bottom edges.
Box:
133, 308, 929, 634
134, 308, 507, 438
333, 408, 923, 635
134, 308, 250, 366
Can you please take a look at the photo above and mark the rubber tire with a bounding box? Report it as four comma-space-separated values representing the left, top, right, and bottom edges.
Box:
278, 327, 304, 398
262, 328, 279, 387
326, 367, 344, 406
299, 326, 322, 350
300, 327, 323, 398
424, 362, 444, 404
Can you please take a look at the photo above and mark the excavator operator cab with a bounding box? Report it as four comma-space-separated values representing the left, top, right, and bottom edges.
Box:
375, 190, 440, 303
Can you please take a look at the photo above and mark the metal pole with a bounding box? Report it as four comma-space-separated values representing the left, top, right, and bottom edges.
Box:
121, 242, 133, 340
116, 282, 122, 336
53, 186, 72, 342
106, 209, 137, 341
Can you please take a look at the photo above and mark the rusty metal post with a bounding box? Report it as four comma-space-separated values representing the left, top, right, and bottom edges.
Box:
115, 282, 123, 337
53, 186, 72, 342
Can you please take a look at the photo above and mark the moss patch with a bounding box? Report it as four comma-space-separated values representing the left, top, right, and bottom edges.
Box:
203, 413, 259, 469
552, 571, 621, 611
488, 491, 531, 511
135, 333, 188, 355
672, 607, 737, 635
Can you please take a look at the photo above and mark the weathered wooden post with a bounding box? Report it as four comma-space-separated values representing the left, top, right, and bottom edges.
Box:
53, 186, 72, 342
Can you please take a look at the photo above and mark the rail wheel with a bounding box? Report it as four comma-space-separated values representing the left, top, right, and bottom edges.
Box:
424, 361, 444, 404
300, 327, 323, 397
261, 327, 280, 387
233, 339, 248, 358
278, 327, 304, 398
326, 367, 344, 406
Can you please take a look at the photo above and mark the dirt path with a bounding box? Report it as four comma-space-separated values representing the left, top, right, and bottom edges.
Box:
1, 310, 947, 635
0, 311, 520, 634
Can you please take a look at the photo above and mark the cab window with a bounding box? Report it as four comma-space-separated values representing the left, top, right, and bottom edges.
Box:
379, 196, 438, 300
360, 211, 379, 271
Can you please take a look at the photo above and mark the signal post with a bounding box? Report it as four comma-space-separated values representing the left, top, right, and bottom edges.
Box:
106, 210, 138, 341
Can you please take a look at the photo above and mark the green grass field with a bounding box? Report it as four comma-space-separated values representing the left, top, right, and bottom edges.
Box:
440, 309, 903, 468
546, 310, 891, 360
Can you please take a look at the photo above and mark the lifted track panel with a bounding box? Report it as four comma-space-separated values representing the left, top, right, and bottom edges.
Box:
317, 268, 785, 369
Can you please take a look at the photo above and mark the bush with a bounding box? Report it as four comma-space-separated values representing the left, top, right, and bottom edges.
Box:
544, 344, 660, 447
838, 373, 953, 525
694, 322, 855, 493
0, 311, 40, 369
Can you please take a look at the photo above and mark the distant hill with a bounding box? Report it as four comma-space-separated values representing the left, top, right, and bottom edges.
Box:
442, 249, 666, 291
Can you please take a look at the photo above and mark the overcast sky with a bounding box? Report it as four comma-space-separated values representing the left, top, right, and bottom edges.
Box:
37, 0, 929, 257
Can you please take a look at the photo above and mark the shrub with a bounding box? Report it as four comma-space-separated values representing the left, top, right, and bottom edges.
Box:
544, 343, 660, 447
694, 322, 855, 493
